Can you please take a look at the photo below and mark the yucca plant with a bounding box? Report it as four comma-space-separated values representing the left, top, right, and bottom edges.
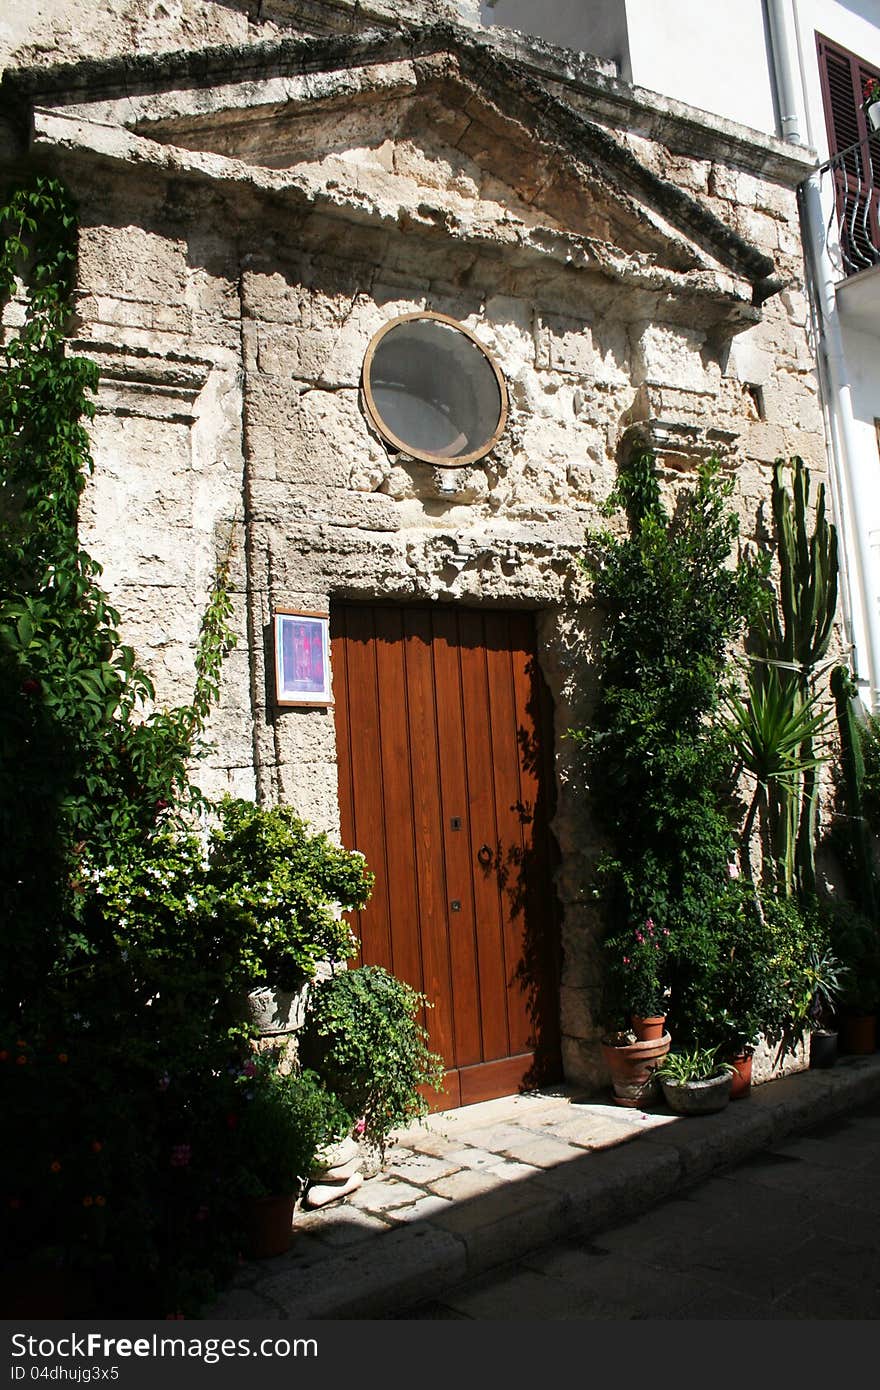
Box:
726, 661, 832, 890
729, 457, 838, 895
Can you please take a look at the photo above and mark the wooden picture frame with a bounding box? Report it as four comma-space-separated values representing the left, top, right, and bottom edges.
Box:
273, 609, 332, 706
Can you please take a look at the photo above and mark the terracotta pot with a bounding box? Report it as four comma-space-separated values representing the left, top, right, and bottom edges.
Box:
631, 1014, 666, 1042
601, 1031, 671, 1108
728, 1052, 752, 1099
840, 1013, 877, 1055
241, 1193, 296, 1259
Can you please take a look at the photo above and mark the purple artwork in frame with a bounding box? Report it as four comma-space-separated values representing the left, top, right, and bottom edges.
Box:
273, 610, 332, 706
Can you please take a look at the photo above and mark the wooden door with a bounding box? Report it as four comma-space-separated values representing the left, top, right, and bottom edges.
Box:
331, 603, 561, 1109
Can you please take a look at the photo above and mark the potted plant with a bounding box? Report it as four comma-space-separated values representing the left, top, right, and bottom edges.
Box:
796, 944, 848, 1069
599, 916, 672, 1107
864, 76, 880, 132
230, 1054, 349, 1258
831, 906, 880, 1054
297, 964, 445, 1162
655, 1045, 735, 1116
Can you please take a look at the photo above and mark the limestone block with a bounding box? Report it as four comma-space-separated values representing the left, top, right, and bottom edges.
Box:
632, 322, 709, 393
78, 224, 189, 306
241, 273, 311, 328
275, 757, 342, 835
724, 334, 772, 386
559, 985, 604, 1039
751, 1031, 810, 1085
272, 708, 339, 766
561, 1035, 606, 1092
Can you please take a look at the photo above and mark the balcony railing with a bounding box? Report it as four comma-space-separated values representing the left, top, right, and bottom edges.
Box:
816, 128, 880, 282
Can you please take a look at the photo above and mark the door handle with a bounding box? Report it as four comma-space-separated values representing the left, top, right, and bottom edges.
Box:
477, 844, 493, 867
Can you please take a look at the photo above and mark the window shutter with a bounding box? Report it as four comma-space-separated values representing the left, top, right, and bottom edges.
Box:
817, 31, 880, 157
816, 33, 880, 275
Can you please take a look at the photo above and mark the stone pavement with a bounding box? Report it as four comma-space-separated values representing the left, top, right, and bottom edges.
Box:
399, 1097, 880, 1319
207, 1052, 880, 1320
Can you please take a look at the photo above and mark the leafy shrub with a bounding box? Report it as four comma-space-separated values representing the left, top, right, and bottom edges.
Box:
0, 178, 374, 1316
573, 449, 767, 1025
655, 1045, 734, 1083
228, 1055, 351, 1198
298, 966, 446, 1155
207, 797, 370, 991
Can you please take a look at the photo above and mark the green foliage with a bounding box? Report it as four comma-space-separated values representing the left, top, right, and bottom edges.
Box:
654, 1044, 734, 1083
0, 177, 382, 1317
298, 966, 446, 1156
207, 797, 369, 990
573, 448, 767, 1024
827, 903, 880, 1012
730, 457, 839, 896
830, 665, 877, 917
604, 916, 670, 1018
228, 1056, 351, 1199
0, 176, 240, 1014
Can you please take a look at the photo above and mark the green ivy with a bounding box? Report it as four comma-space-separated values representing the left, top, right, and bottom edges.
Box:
298, 965, 445, 1156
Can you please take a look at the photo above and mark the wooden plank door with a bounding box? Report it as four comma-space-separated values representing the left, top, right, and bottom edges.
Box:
331, 603, 561, 1109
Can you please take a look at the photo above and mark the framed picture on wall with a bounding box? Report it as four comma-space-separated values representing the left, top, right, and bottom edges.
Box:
273, 609, 332, 706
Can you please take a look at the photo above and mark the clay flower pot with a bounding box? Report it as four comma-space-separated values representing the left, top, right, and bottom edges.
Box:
240, 1192, 296, 1259
728, 1051, 753, 1099
601, 1031, 671, 1108
840, 1012, 877, 1055
631, 1014, 666, 1042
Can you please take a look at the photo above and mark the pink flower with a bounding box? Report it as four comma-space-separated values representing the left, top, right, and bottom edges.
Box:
727, 861, 740, 880
242, 1059, 256, 1077
645, 919, 655, 935
622, 956, 630, 965
353, 1117, 366, 1137
635, 932, 644, 943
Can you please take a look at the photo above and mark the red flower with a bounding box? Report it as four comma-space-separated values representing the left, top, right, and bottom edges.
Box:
21, 678, 40, 696
16, 1056, 26, 1066
50, 1161, 62, 1173
91, 1141, 103, 1153
82, 1196, 94, 1208
0, 1051, 8, 1062
57, 1053, 68, 1064
226, 1113, 238, 1130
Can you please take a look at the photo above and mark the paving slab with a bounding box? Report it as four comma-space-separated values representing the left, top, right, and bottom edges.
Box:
203, 1053, 880, 1319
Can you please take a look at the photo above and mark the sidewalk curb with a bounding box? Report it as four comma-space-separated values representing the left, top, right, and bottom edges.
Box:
209, 1054, 880, 1319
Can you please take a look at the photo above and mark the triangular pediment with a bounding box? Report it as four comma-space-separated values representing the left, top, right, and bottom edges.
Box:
3, 24, 782, 307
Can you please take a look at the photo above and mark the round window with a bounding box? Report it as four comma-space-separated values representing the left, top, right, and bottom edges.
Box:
362, 312, 508, 467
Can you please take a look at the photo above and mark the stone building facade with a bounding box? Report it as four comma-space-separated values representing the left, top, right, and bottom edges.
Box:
0, 2, 829, 1097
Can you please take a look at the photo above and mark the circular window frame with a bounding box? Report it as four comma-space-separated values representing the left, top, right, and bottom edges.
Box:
361, 311, 509, 468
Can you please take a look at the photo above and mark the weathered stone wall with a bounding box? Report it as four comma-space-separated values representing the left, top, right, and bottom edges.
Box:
0, 14, 841, 1089
0, 0, 481, 75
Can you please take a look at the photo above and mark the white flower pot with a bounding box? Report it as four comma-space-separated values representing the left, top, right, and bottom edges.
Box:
867, 100, 880, 133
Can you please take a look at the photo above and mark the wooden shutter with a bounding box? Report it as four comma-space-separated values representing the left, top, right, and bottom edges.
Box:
817, 32, 880, 274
